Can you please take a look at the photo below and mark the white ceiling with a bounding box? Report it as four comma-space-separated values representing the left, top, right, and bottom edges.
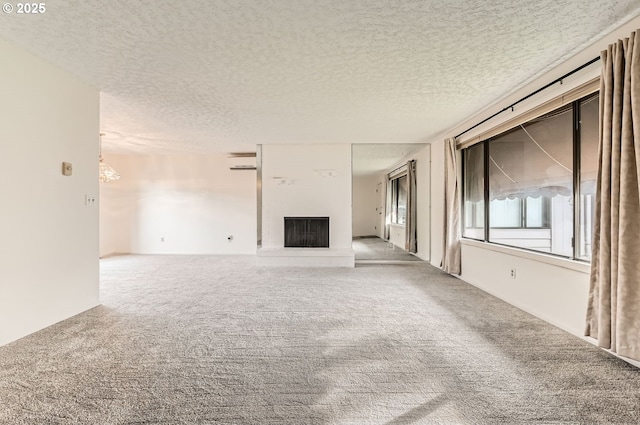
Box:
352, 144, 426, 176
1, 1, 639, 155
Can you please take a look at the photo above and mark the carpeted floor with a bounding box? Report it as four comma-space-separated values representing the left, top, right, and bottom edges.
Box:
352, 237, 421, 262
0, 255, 639, 424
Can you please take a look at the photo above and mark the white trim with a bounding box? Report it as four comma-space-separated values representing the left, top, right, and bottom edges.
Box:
256, 247, 355, 267
460, 238, 590, 274
388, 165, 408, 179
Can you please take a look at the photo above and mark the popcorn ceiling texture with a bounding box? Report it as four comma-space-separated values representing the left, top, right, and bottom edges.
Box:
1, 0, 639, 153
352, 143, 426, 176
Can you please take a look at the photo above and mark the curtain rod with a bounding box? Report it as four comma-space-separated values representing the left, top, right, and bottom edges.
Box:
454, 56, 601, 140
388, 164, 407, 175
387, 159, 415, 176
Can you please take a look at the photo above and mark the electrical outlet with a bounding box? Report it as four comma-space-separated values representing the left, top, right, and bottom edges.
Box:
85, 194, 96, 206
510, 268, 517, 279
62, 162, 73, 176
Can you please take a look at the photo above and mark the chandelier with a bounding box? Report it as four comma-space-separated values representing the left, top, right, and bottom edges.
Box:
99, 133, 120, 183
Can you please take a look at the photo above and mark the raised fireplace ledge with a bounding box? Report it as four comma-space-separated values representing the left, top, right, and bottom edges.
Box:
256, 247, 354, 267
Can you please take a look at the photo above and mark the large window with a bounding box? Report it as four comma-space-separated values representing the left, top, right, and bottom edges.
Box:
391, 174, 407, 225
462, 93, 599, 260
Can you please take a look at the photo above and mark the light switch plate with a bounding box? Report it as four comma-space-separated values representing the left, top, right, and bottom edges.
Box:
62, 162, 73, 176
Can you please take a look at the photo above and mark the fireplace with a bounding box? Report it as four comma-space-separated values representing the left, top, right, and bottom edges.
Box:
284, 217, 329, 248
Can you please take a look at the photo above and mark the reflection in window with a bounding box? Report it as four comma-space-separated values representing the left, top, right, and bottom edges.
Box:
525, 196, 548, 228
578, 93, 599, 260
461, 92, 599, 261
489, 197, 550, 228
391, 175, 407, 225
490, 198, 522, 228
488, 105, 573, 255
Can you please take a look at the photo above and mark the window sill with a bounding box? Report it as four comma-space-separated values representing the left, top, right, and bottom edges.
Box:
389, 223, 406, 228
460, 238, 590, 274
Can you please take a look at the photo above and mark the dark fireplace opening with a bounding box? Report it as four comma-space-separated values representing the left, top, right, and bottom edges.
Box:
284, 217, 329, 248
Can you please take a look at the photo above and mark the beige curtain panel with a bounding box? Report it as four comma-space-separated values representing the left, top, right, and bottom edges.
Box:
586, 30, 640, 362
441, 138, 461, 275
405, 160, 417, 253
384, 174, 391, 240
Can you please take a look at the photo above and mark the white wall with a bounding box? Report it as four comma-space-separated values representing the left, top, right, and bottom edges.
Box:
429, 140, 444, 267
427, 16, 640, 345
461, 242, 590, 335
388, 224, 406, 249
260, 144, 353, 266
415, 145, 431, 261
352, 174, 379, 237
99, 153, 135, 256
100, 154, 256, 256
0, 39, 99, 346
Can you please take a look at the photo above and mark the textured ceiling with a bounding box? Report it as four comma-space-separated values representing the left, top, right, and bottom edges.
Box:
352, 144, 426, 176
1, 0, 640, 155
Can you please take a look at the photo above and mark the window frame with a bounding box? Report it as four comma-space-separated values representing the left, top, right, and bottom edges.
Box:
390, 173, 408, 225
461, 91, 598, 262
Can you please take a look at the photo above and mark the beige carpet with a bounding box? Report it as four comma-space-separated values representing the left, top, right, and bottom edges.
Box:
0, 255, 639, 424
